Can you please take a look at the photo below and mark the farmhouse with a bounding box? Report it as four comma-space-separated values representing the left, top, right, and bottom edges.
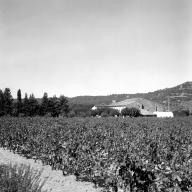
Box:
92, 98, 164, 116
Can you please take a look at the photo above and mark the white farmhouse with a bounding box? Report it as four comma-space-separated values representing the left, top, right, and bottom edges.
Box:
92, 98, 165, 116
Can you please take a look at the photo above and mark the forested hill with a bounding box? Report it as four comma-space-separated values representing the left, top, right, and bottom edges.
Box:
68, 81, 192, 111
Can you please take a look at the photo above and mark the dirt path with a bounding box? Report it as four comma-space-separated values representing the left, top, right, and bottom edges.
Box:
0, 148, 102, 192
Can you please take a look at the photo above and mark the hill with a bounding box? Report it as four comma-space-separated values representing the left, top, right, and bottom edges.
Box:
68, 82, 192, 111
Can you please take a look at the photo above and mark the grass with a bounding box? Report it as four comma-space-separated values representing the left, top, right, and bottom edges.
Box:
0, 163, 48, 192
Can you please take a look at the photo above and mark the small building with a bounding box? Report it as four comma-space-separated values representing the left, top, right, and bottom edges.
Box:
153, 111, 174, 118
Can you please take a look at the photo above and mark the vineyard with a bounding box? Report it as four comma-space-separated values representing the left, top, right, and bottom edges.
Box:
0, 117, 192, 191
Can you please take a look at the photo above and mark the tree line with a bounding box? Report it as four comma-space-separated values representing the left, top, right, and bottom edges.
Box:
91, 107, 141, 117
0, 88, 69, 117
0, 88, 142, 118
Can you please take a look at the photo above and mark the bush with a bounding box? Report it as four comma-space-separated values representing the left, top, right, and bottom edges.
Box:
0, 163, 47, 192
69, 104, 93, 117
91, 107, 120, 117
68, 110, 76, 117
173, 110, 190, 117
121, 107, 141, 117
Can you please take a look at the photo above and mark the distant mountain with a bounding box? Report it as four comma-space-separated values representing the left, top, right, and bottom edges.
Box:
68, 82, 192, 111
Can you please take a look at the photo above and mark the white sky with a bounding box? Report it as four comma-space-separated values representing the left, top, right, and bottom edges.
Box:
0, 0, 192, 98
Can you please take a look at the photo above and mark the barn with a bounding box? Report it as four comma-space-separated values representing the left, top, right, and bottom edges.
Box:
92, 98, 164, 116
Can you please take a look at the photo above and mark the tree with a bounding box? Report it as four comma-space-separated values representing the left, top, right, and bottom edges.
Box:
40, 92, 49, 116
22, 93, 39, 116
109, 108, 120, 116
15, 89, 22, 116
3, 88, 13, 115
28, 94, 39, 116
17, 89, 22, 103
121, 107, 141, 117
0, 89, 5, 116
22, 93, 29, 116
69, 103, 93, 117
59, 95, 69, 116
48, 96, 60, 117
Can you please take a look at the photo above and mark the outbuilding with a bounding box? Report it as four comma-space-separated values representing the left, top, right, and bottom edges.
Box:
153, 111, 174, 118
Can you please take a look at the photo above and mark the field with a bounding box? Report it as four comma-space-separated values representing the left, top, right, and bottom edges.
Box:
0, 117, 192, 191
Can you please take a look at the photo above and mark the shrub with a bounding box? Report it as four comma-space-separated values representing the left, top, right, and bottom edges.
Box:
69, 104, 92, 117
0, 163, 47, 192
91, 107, 120, 117
121, 107, 141, 117
173, 110, 190, 117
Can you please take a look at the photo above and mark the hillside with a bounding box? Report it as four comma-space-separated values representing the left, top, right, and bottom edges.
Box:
68, 82, 192, 111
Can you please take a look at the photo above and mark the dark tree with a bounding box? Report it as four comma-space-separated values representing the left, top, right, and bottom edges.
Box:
40, 92, 49, 116
3, 88, 13, 115
59, 95, 69, 116
28, 94, 39, 116
22, 93, 30, 116
48, 96, 60, 117
16, 89, 23, 116
44, 95, 69, 117
109, 108, 120, 116
0, 89, 5, 116
17, 89, 22, 103
69, 103, 93, 117
121, 107, 141, 117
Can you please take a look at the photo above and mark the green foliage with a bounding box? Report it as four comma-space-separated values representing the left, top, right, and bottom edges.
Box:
17, 89, 22, 103
39, 92, 49, 116
46, 95, 69, 117
0, 88, 70, 117
121, 107, 141, 117
15, 89, 23, 116
1, 117, 192, 191
173, 109, 190, 117
69, 103, 92, 117
40, 93, 69, 117
47, 96, 60, 117
21, 93, 39, 116
0, 89, 5, 116
28, 94, 39, 116
59, 95, 69, 116
91, 107, 120, 117
0, 163, 47, 192
22, 93, 30, 116
3, 88, 13, 115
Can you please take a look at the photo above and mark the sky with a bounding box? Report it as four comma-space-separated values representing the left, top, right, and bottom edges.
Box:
0, 0, 192, 98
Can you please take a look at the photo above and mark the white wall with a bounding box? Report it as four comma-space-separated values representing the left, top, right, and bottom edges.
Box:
111, 106, 125, 112
91, 106, 97, 110
153, 112, 174, 118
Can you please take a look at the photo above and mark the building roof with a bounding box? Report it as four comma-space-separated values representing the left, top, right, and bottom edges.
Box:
108, 98, 160, 107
